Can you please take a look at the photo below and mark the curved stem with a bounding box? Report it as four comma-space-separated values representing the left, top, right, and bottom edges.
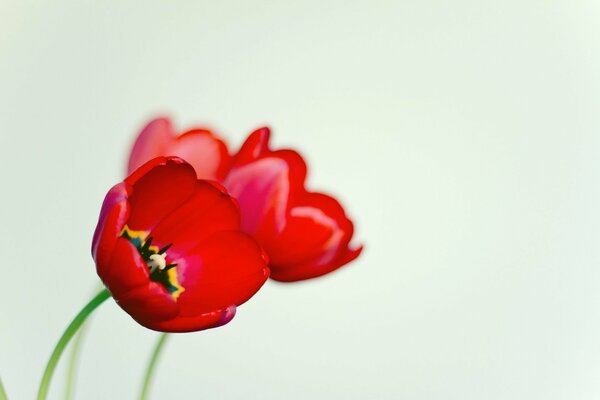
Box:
0, 377, 8, 400
63, 316, 90, 400
63, 284, 104, 400
37, 289, 111, 400
139, 333, 170, 400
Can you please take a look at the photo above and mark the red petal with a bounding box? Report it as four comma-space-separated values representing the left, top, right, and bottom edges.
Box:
267, 193, 360, 281
271, 245, 363, 282
127, 118, 174, 175
233, 127, 271, 164
176, 231, 269, 315
91, 183, 130, 268
147, 305, 236, 333
100, 237, 150, 297
125, 157, 197, 231
149, 180, 241, 255
116, 281, 178, 326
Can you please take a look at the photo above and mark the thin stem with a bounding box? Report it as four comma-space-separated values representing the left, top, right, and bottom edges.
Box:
0, 377, 8, 400
139, 333, 170, 400
37, 289, 111, 400
63, 316, 90, 400
63, 284, 104, 400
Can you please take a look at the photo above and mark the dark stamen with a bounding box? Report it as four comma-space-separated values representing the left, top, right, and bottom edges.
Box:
138, 238, 152, 260
158, 243, 173, 254
163, 263, 178, 272
141, 236, 153, 252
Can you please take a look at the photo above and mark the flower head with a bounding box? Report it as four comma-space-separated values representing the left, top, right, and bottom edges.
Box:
92, 156, 269, 332
225, 128, 362, 281
127, 118, 362, 282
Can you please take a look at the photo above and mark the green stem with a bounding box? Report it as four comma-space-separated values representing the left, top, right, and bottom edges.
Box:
37, 289, 111, 400
140, 333, 170, 400
0, 377, 8, 400
63, 316, 90, 400
63, 284, 103, 400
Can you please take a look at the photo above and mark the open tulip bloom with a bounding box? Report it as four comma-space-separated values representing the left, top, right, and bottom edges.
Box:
93, 156, 269, 332
34, 119, 361, 400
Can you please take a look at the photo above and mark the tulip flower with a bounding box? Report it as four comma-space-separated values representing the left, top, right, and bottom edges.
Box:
225, 128, 362, 281
93, 156, 269, 332
127, 118, 362, 282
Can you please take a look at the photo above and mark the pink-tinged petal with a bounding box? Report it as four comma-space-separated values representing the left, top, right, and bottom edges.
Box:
125, 157, 197, 231
232, 128, 307, 188
91, 183, 131, 268
225, 157, 290, 235
148, 305, 236, 333
176, 231, 269, 315
127, 118, 232, 180
127, 118, 175, 175
168, 129, 231, 181
99, 237, 150, 298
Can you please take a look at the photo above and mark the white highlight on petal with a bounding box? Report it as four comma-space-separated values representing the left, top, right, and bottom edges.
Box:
291, 206, 343, 266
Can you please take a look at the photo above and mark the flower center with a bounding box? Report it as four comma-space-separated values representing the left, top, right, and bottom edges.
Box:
148, 253, 167, 272
120, 226, 185, 300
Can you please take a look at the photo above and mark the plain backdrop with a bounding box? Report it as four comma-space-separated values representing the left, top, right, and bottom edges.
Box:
2, 1, 600, 399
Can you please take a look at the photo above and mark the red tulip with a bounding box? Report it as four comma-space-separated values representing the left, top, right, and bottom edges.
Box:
92, 156, 269, 332
225, 128, 362, 281
127, 118, 362, 282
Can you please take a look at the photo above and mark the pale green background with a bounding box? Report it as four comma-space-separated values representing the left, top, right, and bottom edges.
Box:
1, 1, 600, 399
